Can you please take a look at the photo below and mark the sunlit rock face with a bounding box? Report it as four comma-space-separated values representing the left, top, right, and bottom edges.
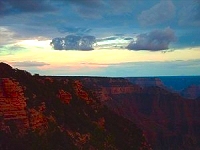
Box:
0, 78, 49, 138
57, 89, 72, 104
0, 78, 29, 134
0, 63, 150, 150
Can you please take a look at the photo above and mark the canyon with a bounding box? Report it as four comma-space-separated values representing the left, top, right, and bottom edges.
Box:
127, 76, 200, 99
0, 62, 200, 149
0, 63, 150, 150
80, 77, 200, 149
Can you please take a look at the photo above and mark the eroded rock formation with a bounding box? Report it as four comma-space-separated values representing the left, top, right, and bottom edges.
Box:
0, 63, 150, 150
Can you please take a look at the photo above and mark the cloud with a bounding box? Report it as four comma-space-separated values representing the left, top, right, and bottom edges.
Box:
179, 0, 200, 26
124, 37, 133, 40
0, 1, 4, 12
0, 0, 134, 18
67, 0, 102, 6
57, 26, 91, 34
0, 45, 27, 55
97, 36, 119, 41
0, 0, 54, 16
97, 35, 133, 42
58, 0, 135, 18
96, 35, 133, 49
50, 35, 96, 50
11, 61, 49, 67
108, 0, 136, 14
0, 27, 16, 45
127, 27, 176, 51
138, 0, 175, 26
68, 0, 105, 18
37, 59, 200, 77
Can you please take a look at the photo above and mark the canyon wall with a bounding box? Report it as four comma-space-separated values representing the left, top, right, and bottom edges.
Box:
80, 77, 200, 150
0, 63, 150, 150
1, 62, 199, 149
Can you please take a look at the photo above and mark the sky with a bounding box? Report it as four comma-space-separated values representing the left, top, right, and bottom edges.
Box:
0, 0, 200, 77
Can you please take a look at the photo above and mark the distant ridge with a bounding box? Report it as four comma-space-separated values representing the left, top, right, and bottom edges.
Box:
127, 76, 200, 99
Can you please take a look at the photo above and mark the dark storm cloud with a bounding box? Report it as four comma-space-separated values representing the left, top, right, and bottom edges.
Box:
1, 0, 199, 52
138, 0, 175, 26
0, 0, 54, 16
50, 35, 96, 50
57, 26, 91, 34
0, 0, 133, 18
127, 28, 176, 51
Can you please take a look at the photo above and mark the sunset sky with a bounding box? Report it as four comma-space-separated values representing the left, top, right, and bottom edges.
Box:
0, 0, 200, 76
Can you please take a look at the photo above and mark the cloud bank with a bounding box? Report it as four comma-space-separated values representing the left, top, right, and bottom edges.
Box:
11, 61, 49, 67
127, 28, 176, 51
50, 35, 96, 50
0, 0, 54, 16
60, 0, 135, 18
138, 0, 175, 26
179, 0, 200, 26
57, 26, 91, 34
0, 27, 16, 45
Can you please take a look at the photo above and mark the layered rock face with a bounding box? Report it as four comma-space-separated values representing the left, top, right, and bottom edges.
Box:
80, 77, 200, 150
0, 63, 149, 150
0, 77, 50, 136
1, 62, 199, 150
0, 78, 29, 134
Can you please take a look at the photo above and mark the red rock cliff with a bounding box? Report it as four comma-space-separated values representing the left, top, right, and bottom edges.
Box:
0, 78, 49, 135
0, 78, 29, 134
80, 77, 200, 150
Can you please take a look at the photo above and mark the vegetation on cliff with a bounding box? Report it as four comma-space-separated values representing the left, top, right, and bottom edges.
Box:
0, 62, 150, 150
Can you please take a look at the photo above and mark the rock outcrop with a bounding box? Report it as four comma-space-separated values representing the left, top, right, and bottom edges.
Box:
127, 76, 200, 99
80, 77, 200, 150
0, 78, 29, 134
1, 62, 199, 150
0, 63, 149, 150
